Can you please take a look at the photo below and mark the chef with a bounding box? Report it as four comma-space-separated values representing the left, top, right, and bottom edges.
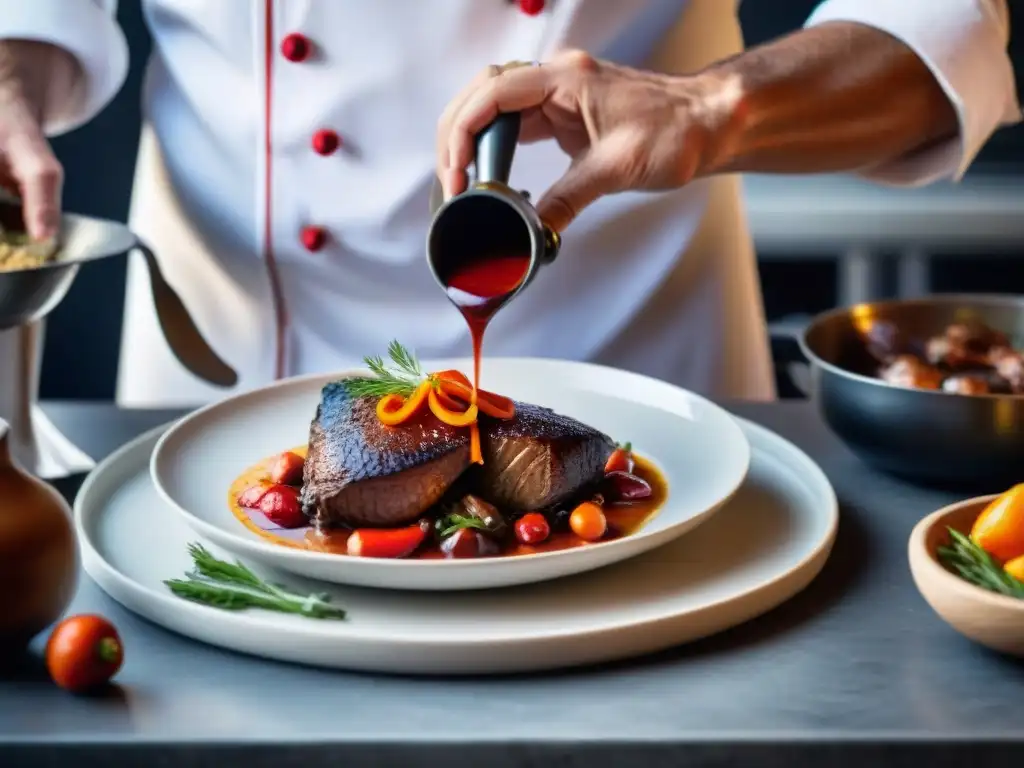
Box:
0, 0, 1016, 407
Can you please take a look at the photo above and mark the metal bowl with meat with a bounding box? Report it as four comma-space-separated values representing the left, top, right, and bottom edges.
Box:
797, 295, 1024, 490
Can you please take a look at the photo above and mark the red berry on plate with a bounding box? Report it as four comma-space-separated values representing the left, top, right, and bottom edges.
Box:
237, 484, 268, 509
258, 484, 306, 528
270, 451, 305, 486
514, 512, 550, 545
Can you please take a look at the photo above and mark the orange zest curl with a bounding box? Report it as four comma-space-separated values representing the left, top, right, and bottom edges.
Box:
435, 372, 515, 420
372, 369, 513, 466
376, 380, 432, 425
427, 388, 479, 427
432, 387, 467, 412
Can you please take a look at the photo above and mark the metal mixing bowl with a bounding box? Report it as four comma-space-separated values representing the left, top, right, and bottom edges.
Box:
798, 294, 1024, 491
0, 213, 136, 330
0, 201, 236, 387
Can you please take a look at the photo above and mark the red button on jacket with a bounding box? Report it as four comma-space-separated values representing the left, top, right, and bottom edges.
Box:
281, 33, 311, 62
519, 0, 545, 15
301, 226, 326, 252
311, 129, 341, 156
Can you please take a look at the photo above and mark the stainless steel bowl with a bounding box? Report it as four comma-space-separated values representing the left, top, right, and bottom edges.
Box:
797, 294, 1024, 491
0, 213, 135, 329
0, 203, 236, 387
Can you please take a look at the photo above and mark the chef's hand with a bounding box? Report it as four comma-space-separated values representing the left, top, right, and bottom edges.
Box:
436, 51, 736, 233
438, 26, 961, 234
0, 40, 74, 241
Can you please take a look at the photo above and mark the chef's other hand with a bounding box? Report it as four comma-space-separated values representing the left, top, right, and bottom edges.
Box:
437, 51, 736, 233
0, 40, 71, 241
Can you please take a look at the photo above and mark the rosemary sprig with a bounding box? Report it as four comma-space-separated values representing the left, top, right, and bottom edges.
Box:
385, 338, 424, 378
343, 339, 428, 398
437, 512, 490, 539
937, 528, 1024, 599
164, 543, 346, 620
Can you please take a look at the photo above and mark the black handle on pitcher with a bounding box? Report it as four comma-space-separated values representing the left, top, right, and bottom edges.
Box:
474, 112, 521, 186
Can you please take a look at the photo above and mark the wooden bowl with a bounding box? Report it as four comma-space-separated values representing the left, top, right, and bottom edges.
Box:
909, 495, 1024, 656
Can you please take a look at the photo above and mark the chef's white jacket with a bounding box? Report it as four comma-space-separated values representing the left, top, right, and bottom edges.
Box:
0, 0, 1017, 406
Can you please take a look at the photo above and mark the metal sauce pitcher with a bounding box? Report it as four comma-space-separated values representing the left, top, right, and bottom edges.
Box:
426, 112, 560, 301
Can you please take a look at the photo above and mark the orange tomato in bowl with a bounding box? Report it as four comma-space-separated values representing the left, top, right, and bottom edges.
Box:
971, 483, 1024, 562
970, 484, 1024, 562
1005, 554, 1024, 582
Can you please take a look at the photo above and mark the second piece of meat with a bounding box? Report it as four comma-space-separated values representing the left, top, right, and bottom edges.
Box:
473, 402, 615, 512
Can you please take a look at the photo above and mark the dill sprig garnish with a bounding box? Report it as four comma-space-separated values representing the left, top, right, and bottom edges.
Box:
937, 528, 1024, 599
343, 339, 429, 398
164, 543, 346, 619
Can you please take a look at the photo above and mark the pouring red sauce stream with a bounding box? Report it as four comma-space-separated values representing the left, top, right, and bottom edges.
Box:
444, 254, 530, 392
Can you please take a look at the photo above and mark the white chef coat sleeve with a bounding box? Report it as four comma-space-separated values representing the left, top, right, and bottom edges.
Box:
0, 0, 129, 136
805, 0, 1020, 186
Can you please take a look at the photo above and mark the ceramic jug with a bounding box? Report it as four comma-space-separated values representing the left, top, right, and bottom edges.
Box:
0, 414, 77, 652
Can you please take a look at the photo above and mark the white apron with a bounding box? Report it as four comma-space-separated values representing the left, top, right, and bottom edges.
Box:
115, 0, 775, 407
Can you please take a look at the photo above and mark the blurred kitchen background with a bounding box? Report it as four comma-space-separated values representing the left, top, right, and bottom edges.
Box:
42, 0, 1024, 401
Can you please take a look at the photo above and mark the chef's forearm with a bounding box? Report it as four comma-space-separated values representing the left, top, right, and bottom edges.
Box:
0, 0, 128, 136
690, 22, 959, 178
0, 41, 83, 124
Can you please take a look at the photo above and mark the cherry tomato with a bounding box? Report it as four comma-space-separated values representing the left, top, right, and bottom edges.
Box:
237, 484, 268, 509
258, 484, 306, 528
270, 451, 305, 486
514, 512, 550, 545
604, 443, 634, 474
570, 501, 607, 542
46, 614, 123, 694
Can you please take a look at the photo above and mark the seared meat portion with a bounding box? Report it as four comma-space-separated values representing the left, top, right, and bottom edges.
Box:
301, 381, 471, 528
301, 383, 616, 527
473, 401, 615, 512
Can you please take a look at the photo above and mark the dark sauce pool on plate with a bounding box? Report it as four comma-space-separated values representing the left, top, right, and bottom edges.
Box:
228, 446, 668, 559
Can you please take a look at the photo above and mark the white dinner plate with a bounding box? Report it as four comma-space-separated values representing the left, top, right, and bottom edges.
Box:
150, 358, 751, 590
77, 416, 837, 676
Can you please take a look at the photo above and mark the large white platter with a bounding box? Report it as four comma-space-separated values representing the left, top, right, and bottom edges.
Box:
76, 415, 837, 676
150, 359, 751, 590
